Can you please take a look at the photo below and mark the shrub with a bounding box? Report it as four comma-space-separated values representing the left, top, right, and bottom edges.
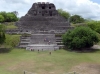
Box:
0, 24, 5, 45
62, 26, 99, 50
5, 34, 20, 47
0, 15, 4, 23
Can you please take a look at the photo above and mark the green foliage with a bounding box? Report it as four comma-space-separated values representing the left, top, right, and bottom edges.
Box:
0, 11, 18, 23
70, 15, 85, 24
1, 22, 18, 29
6, 24, 17, 29
0, 11, 7, 22
0, 25, 5, 45
5, 34, 20, 47
0, 48, 11, 53
6, 12, 18, 22
0, 15, 4, 23
62, 27, 99, 50
0, 32, 5, 44
57, 9, 70, 20
86, 21, 100, 34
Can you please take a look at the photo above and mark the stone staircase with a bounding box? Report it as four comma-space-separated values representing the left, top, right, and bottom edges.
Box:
18, 33, 64, 50
30, 34, 56, 44
26, 34, 59, 51
55, 34, 64, 49
18, 35, 31, 48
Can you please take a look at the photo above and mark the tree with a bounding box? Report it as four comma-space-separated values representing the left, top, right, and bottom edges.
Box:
0, 15, 4, 23
57, 9, 70, 20
86, 21, 100, 34
0, 11, 18, 22
0, 11, 7, 22
62, 26, 99, 50
6, 12, 18, 22
0, 25, 5, 45
70, 15, 85, 24
12, 11, 19, 17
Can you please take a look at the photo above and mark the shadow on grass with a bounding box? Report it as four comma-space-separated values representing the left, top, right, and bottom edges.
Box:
64, 47, 100, 53
0, 48, 12, 53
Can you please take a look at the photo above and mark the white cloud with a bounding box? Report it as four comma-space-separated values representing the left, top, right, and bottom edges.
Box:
0, 0, 100, 20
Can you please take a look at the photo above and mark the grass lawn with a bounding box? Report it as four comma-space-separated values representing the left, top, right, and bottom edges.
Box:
0, 49, 100, 74
6, 24, 17, 29
4, 22, 18, 29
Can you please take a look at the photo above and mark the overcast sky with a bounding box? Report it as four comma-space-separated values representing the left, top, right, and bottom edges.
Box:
0, 0, 100, 20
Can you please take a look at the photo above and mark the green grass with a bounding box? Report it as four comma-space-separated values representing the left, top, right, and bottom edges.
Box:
3, 22, 18, 29
0, 49, 100, 74
6, 24, 17, 29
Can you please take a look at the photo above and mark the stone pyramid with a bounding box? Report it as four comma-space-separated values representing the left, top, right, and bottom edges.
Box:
16, 2, 73, 33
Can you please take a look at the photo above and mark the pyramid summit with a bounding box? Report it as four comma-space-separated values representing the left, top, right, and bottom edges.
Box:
16, 2, 73, 32
26, 2, 58, 16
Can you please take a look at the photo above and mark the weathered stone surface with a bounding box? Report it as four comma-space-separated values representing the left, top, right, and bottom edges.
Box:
16, 2, 73, 32
26, 44, 59, 51
15, 2, 74, 50
30, 34, 56, 44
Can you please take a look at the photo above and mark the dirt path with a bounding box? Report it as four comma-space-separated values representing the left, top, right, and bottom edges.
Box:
70, 63, 100, 74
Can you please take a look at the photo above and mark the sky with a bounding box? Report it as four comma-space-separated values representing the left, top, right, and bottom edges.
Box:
0, 0, 100, 20
92, 0, 100, 4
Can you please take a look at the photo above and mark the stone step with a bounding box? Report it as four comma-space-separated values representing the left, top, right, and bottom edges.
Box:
30, 34, 56, 44
26, 44, 59, 50
21, 40, 30, 41
19, 43, 29, 45
18, 45, 27, 48
20, 41, 30, 43
21, 38, 30, 40
58, 45, 64, 49
56, 42, 63, 45
55, 37, 62, 39
19, 16, 67, 22
21, 37, 30, 38
56, 40, 62, 42
21, 39, 30, 41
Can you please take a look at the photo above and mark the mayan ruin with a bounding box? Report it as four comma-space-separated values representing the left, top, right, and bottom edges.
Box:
7, 2, 73, 50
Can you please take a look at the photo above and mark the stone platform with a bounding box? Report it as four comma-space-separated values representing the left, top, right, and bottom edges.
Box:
26, 44, 59, 51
